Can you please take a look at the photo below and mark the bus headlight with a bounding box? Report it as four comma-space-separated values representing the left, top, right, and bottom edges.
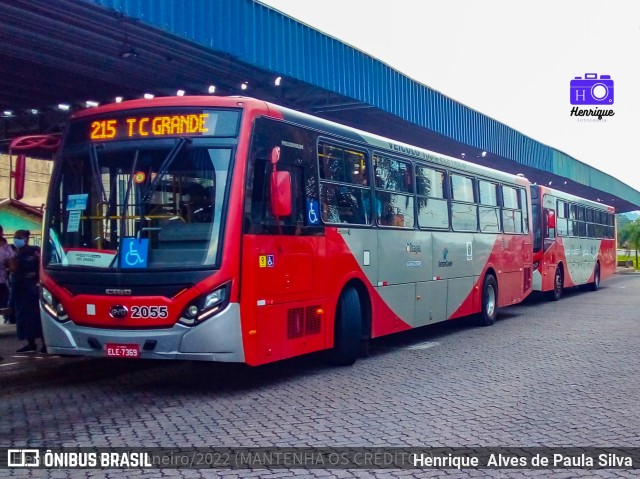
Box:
203, 288, 225, 310
42, 287, 53, 306
178, 283, 229, 326
40, 287, 70, 323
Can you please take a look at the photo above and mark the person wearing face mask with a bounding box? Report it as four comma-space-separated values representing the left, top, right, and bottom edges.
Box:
0, 225, 15, 324
9, 230, 44, 353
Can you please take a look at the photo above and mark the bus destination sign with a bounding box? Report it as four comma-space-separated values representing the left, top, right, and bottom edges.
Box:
89, 113, 215, 141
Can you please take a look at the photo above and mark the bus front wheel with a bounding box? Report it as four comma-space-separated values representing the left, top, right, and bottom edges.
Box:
478, 274, 498, 326
329, 287, 363, 366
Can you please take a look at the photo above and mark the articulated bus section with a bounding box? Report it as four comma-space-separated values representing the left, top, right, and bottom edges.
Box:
531, 185, 616, 301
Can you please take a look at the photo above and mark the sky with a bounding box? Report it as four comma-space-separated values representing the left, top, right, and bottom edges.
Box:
259, 0, 640, 193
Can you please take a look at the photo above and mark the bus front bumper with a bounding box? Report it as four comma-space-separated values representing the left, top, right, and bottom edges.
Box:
40, 302, 245, 362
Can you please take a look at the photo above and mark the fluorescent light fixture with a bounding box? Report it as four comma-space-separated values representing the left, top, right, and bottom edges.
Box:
58, 104, 70, 111
115, 96, 123, 103
176, 89, 185, 96
85, 101, 99, 108
241, 82, 248, 90
3, 110, 12, 117
118, 41, 138, 59
208, 85, 216, 94
275, 76, 282, 86
143, 93, 154, 99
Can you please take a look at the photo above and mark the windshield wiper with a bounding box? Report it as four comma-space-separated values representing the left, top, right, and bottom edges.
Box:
136, 137, 191, 238
89, 144, 107, 204
90, 144, 115, 247
119, 149, 140, 239
141, 137, 191, 205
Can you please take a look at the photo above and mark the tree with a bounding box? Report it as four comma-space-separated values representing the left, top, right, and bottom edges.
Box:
617, 214, 631, 247
622, 219, 640, 268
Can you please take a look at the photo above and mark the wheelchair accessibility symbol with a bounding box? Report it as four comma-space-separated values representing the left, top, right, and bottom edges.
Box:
259, 254, 275, 268
306, 199, 319, 225
120, 238, 149, 268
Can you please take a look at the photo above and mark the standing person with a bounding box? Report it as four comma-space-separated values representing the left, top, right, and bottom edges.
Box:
0, 235, 15, 323
9, 230, 44, 353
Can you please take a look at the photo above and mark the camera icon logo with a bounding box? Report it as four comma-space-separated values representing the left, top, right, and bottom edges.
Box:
570, 73, 614, 105
7, 449, 40, 467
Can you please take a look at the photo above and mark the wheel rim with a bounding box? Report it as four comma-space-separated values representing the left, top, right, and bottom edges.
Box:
555, 270, 562, 295
485, 284, 496, 317
595, 267, 600, 287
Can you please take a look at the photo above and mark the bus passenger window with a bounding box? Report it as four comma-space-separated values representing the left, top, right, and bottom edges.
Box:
478, 180, 500, 233
318, 142, 371, 226
451, 174, 477, 231
416, 165, 448, 229
374, 153, 414, 228
502, 185, 522, 233
320, 183, 369, 225
556, 200, 569, 236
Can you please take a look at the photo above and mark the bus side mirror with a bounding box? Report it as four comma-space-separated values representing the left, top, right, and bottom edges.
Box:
270, 146, 281, 165
9, 134, 60, 202
270, 171, 292, 217
546, 209, 556, 229
268, 146, 291, 217
12, 154, 26, 200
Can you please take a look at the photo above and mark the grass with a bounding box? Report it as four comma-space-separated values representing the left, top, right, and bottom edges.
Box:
617, 253, 639, 269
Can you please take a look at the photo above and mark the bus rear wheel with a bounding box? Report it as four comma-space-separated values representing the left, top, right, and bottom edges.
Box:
590, 263, 600, 291
477, 274, 498, 326
328, 287, 363, 366
550, 266, 563, 301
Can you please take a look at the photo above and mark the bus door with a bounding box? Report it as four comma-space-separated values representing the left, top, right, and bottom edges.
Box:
373, 154, 418, 328
242, 121, 327, 364
443, 174, 478, 318
498, 185, 528, 304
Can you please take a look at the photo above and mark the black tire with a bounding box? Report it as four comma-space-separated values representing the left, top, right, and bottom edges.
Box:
590, 263, 600, 291
477, 274, 498, 326
550, 266, 563, 301
329, 287, 362, 366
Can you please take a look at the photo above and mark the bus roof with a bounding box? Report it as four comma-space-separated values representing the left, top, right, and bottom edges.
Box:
71, 95, 529, 187
536, 184, 614, 212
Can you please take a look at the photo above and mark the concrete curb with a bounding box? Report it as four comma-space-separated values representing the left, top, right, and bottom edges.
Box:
616, 267, 640, 275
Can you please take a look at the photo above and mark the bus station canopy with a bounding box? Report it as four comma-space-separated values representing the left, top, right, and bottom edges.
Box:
0, 0, 638, 212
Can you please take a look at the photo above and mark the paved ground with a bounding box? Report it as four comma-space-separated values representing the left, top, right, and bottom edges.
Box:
1, 273, 639, 478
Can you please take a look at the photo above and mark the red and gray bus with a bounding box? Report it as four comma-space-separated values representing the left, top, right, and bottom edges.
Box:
530, 184, 616, 300
40, 96, 533, 366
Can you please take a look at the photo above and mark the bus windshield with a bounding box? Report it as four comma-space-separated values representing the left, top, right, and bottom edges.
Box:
44, 140, 232, 270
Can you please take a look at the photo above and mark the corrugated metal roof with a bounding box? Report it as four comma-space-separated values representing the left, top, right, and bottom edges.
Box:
84, 0, 639, 209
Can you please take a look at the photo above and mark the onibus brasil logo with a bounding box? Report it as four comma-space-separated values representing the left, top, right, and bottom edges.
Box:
570, 73, 615, 121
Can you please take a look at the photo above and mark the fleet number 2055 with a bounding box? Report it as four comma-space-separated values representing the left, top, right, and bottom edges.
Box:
131, 306, 169, 319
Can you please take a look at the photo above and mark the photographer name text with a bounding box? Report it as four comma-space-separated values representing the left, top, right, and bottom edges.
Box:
570, 106, 614, 120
